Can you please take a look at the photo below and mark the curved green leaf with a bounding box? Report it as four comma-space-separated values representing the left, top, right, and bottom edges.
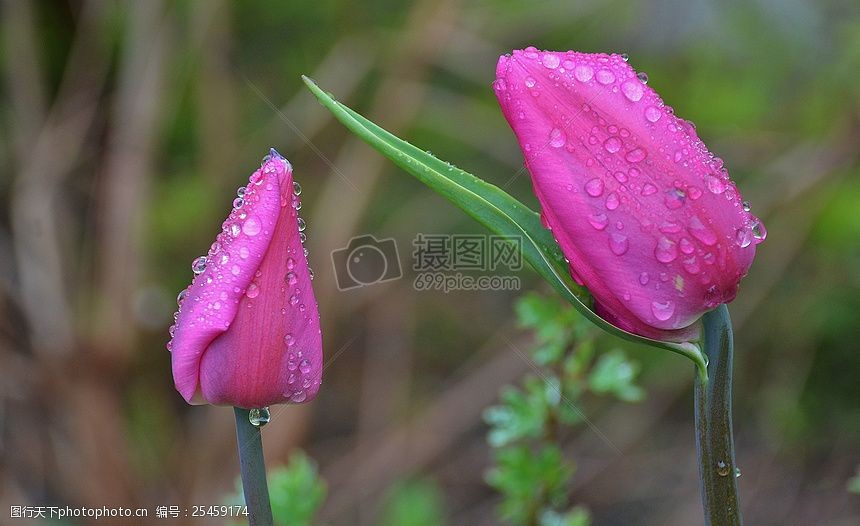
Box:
302, 76, 706, 373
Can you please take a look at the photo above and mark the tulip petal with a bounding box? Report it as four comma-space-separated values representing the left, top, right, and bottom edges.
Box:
200, 160, 322, 408
495, 49, 761, 336
170, 152, 321, 406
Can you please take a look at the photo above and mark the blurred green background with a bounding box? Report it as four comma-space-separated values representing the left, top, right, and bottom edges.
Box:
1, 0, 859, 524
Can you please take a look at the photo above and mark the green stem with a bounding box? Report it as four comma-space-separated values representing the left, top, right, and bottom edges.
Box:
233, 408, 274, 526
694, 306, 742, 525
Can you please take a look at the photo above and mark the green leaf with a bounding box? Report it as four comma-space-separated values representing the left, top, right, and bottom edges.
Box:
379, 479, 447, 526
540, 507, 591, 526
589, 350, 645, 403
302, 76, 706, 373
268, 451, 327, 526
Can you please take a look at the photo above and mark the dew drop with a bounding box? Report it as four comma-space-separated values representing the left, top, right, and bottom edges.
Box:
613, 171, 628, 183
574, 65, 594, 82
596, 69, 615, 84
621, 53, 629, 62
286, 257, 296, 270
704, 174, 726, 194
232, 197, 244, 209
297, 217, 307, 232
742, 201, 751, 212
603, 136, 622, 153
177, 288, 188, 306
308, 267, 315, 280
191, 256, 207, 275
679, 237, 695, 254
284, 333, 295, 347
588, 212, 609, 230
239, 246, 250, 259
716, 460, 730, 477
293, 181, 302, 195
237, 186, 246, 197
639, 272, 650, 285
605, 192, 620, 210
289, 294, 299, 306
285, 271, 298, 285
750, 219, 767, 242
651, 300, 675, 321
585, 178, 605, 197
525, 76, 536, 88
735, 228, 752, 248
549, 128, 566, 148
688, 216, 717, 246
299, 359, 312, 374
246, 282, 260, 298
655, 237, 678, 263
641, 183, 658, 196
243, 216, 261, 236
290, 391, 307, 403
636, 71, 649, 84
542, 54, 560, 69
644, 106, 662, 123
249, 407, 270, 427
621, 80, 643, 102
625, 147, 647, 163
230, 223, 241, 237
609, 233, 629, 255
231, 264, 241, 276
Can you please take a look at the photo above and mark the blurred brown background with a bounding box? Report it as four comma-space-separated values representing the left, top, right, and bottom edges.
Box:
1, 0, 859, 524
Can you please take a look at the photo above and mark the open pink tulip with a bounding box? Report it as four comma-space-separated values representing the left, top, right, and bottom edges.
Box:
494, 48, 765, 341
168, 150, 322, 408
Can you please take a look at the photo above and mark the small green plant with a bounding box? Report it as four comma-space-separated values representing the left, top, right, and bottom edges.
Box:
227, 450, 326, 526
484, 293, 644, 525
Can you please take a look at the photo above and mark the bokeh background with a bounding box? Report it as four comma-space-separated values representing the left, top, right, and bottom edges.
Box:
2, 0, 860, 524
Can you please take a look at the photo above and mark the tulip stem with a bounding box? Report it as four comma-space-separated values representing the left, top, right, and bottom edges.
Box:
233, 408, 274, 526
694, 306, 742, 525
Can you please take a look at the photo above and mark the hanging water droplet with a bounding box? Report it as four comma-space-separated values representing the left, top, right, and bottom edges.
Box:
192, 256, 207, 275
742, 201, 751, 212
177, 288, 188, 305
620, 53, 629, 62
293, 181, 302, 195
230, 223, 241, 237
237, 186, 246, 197
233, 197, 244, 209
297, 217, 306, 232
249, 407, 271, 427
636, 71, 648, 84
716, 460, 730, 477
299, 232, 307, 243
750, 219, 767, 241
734, 467, 742, 478
308, 267, 315, 280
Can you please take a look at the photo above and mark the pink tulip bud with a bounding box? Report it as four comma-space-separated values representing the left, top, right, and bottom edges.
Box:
494, 48, 764, 341
168, 150, 322, 408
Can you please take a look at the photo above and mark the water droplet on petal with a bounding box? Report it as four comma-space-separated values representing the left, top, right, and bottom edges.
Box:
621, 53, 629, 62
249, 407, 270, 426
655, 237, 678, 263
233, 197, 244, 209
588, 213, 609, 230
243, 216, 262, 236
525, 76, 536, 88
735, 228, 752, 248
639, 272, 650, 285
308, 267, 315, 280
297, 217, 307, 232
704, 174, 726, 194
636, 71, 649, 83
230, 223, 241, 237
750, 219, 767, 242
605, 192, 620, 210
237, 186, 246, 197
177, 288, 188, 305
299, 359, 312, 374
285, 271, 298, 285
231, 265, 241, 276
291, 390, 307, 403
549, 128, 566, 148
289, 294, 299, 306
641, 183, 658, 196
679, 237, 695, 254
688, 216, 717, 246
192, 256, 207, 275
625, 147, 646, 163
574, 65, 594, 82
246, 282, 260, 298
621, 80, 643, 102
585, 178, 605, 197
609, 233, 629, 255
603, 136, 622, 153
542, 54, 560, 69
742, 201, 751, 212
239, 246, 250, 259
596, 69, 615, 84
293, 181, 302, 195
644, 106, 662, 123
613, 171, 628, 183
286, 257, 296, 270
651, 300, 675, 321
